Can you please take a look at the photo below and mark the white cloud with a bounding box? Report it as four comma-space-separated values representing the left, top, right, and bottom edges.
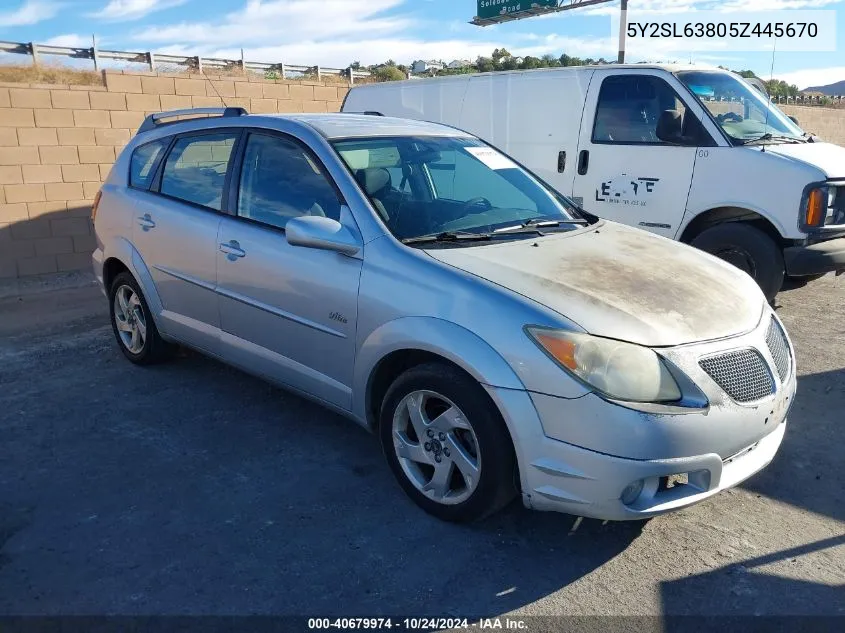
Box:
582, 0, 843, 14
133, 0, 409, 45
775, 66, 845, 89
43, 33, 93, 47
0, 1, 60, 27
95, 0, 187, 22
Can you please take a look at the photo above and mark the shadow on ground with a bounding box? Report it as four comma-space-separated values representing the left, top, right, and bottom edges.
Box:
0, 316, 643, 616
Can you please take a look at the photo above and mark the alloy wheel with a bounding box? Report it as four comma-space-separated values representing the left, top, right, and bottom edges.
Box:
391, 390, 481, 505
113, 284, 147, 354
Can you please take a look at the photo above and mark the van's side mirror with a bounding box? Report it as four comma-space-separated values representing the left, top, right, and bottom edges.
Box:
788, 115, 799, 125
286, 215, 361, 256
656, 109, 685, 144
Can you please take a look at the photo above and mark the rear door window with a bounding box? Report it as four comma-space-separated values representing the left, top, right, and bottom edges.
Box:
129, 139, 168, 190
159, 132, 238, 211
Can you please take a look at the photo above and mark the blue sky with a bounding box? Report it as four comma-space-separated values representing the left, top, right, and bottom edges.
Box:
1, 0, 844, 88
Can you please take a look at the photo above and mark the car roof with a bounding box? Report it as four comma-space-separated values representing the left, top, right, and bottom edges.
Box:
252, 113, 472, 139
349, 63, 726, 90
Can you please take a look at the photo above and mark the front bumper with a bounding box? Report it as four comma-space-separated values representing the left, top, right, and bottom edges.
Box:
483, 311, 794, 521
522, 419, 786, 520
784, 236, 845, 276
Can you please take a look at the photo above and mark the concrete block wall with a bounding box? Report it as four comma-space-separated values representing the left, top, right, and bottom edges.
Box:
0, 70, 349, 280
779, 105, 845, 145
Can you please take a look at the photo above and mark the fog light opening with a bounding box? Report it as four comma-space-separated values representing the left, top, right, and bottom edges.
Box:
659, 472, 690, 492
620, 479, 645, 505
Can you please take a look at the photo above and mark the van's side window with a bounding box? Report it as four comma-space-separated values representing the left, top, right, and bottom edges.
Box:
159, 133, 238, 211
129, 139, 168, 190
593, 76, 695, 145
236, 133, 341, 230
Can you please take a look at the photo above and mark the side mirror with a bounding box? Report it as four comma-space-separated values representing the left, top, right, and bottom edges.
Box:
286, 214, 361, 256
656, 109, 685, 144
788, 115, 800, 125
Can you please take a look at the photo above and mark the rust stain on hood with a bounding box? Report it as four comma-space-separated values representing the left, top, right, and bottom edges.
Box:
428, 222, 766, 347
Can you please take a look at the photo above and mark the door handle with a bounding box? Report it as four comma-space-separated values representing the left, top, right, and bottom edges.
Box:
219, 240, 246, 260
557, 151, 567, 173
577, 150, 590, 176
137, 214, 156, 230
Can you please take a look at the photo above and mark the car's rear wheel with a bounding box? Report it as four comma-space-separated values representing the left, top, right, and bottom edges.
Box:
109, 271, 174, 365
379, 362, 516, 522
691, 223, 784, 302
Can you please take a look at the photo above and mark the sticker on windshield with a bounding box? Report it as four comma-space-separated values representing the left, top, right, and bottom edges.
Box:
465, 147, 517, 170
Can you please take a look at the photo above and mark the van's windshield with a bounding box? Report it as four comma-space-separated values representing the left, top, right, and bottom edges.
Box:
332, 136, 585, 245
676, 70, 806, 145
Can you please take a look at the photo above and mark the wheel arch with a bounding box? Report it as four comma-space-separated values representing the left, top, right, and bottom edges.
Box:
678, 206, 788, 247
353, 317, 526, 432
101, 237, 164, 317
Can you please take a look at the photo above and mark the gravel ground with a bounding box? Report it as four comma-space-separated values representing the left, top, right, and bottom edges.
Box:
0, 274, 843, 621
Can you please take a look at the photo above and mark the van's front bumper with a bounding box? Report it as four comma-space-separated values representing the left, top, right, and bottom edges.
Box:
784, 236, 845, 276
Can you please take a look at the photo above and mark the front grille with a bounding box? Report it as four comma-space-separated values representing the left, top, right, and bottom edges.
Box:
765, 318, 791, 382
699, 349, 774, 403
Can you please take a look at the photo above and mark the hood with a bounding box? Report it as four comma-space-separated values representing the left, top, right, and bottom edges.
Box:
427, 223, 765, 347
762, 142, 845, 179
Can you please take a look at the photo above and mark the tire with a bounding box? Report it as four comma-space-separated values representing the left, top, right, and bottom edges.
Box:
379, 362, 517, 523
691, 223, 784, 302
109, 271, 175, 365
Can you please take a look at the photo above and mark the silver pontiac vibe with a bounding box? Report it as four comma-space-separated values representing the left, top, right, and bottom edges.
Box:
92, 109, 795, 522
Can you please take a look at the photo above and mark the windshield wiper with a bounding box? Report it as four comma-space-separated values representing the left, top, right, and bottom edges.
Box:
742, 133, 806, 145
496, 218, 586, 233
401, 231, 493, 245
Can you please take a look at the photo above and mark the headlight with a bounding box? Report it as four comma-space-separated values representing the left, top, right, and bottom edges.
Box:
803, 185, 840, 228
526, 328, 682, 403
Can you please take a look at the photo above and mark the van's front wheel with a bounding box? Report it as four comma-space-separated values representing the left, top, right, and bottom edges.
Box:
691, 223, 784, 302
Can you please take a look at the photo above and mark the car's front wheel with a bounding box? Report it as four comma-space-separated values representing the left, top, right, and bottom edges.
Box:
379, 362, 516, 522
109, 271, 174, 365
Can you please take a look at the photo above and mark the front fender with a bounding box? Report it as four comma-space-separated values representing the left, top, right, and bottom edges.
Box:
352, 316, 526, 425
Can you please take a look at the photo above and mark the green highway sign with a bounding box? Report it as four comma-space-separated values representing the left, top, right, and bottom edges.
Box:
476, 1, 559, 21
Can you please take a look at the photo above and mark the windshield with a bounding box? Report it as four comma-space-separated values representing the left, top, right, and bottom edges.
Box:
676, 71, 804, 143
332, 136, 583, 243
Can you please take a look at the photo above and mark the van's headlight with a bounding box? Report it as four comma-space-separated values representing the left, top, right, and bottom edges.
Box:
526, 328, 682, 403
804, 185, 837, 228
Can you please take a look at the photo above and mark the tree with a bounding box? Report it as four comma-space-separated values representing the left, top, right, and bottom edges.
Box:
372, 64, 406, 81
541, 53, 560, 67
520, 56, 542, 70
559, 53, 584, 67
492, 47, 512, 63
475, 56, 494, 73
350, 61, 361, 70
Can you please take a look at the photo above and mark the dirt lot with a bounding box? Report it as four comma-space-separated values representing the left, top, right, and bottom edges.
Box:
0, 274, 843, 620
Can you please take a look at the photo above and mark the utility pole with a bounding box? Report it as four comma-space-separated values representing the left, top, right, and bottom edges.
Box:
618, 0, 628, 63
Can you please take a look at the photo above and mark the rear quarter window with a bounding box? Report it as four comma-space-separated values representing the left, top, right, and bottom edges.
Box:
129, 139, 168, 190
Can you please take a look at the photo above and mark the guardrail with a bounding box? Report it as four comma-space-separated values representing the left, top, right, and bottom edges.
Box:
0, 39, 372, 84
772, 94, 844, 106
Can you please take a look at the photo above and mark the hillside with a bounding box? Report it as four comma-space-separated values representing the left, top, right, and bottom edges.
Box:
804, 80, 845, 95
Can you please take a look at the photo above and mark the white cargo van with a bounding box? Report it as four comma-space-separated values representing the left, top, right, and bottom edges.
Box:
342, 65, 845, 300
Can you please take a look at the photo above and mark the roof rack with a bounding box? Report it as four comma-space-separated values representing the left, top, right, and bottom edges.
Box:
137, 107, 248, 134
